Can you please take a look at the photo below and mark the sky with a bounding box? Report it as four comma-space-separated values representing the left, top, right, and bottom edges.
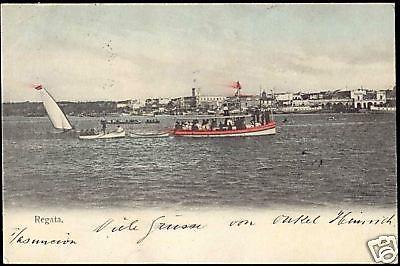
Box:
1, 3, 396, 102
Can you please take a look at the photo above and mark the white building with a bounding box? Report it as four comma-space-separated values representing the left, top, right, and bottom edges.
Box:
351, 89, 386, 109
376, 90, 386, 102
275, 93, 293, 106
159, 98, 171, 105
275, 93, 293, 101
293, 99, 310, 107
197, 95, 227, 108
117, 99, 142, 110
350, 89, 366, 102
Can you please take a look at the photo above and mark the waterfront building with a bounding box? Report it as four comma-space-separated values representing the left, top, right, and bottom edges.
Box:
351, 88, 387, 109
166, 97, 184, 114
280, 106, 322, 113
275, 93, 293, 107
223, 94, 260, 113
292, 92, 311, 107
180, 88, 197, 110
308, 92, 324, 100
385, 86, 396, 106
116, 99, 142, 111
197, 95, 227, 110
376, 90, 386, 102
158, 98, 171, 106
260, 90, 275, 107
183, 96, 196, 110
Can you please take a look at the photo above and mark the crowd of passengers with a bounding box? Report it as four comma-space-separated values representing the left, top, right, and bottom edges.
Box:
175, 109, 271, 131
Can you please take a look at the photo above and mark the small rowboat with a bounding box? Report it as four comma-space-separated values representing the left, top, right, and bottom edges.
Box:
107, 119, 141, 124
79, 130, 126, 140
145, 119, 160, 124
130, 131, 170, 138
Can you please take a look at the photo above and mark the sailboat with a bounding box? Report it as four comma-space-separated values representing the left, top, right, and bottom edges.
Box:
34, 84, 125, 139
34, 84, 74, 131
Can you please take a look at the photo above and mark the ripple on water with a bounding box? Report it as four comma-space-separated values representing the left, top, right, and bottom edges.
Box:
2, 114, 397, 208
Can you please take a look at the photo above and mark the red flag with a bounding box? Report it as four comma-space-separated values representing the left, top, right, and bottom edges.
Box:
231, 81, 242, 89
236, 81, 241, 90
33, 84, 43, 90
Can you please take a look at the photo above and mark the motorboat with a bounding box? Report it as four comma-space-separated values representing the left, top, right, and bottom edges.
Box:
171, 111, 276, 138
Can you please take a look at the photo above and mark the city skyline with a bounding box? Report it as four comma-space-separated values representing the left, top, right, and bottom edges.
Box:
1, 3, 396, 102
2, 85, 395, 104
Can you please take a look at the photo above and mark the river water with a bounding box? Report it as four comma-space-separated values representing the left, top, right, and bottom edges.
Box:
2, 113, 397, 209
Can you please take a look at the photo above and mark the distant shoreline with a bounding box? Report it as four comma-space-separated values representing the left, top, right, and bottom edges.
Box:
1, 111, 396, 119
2, 100, 396, 117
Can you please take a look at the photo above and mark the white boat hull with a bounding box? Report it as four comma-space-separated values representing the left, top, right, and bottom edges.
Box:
79, 131, 126, 140
179, 127, 276, 138
130, 132, 170, 138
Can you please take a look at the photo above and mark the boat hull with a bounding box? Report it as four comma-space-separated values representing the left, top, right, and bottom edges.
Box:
130, 132, 169, 138
78, 131, 126, 140
172, 122, 276, 138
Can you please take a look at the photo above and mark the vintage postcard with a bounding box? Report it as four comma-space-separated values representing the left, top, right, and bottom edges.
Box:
2, 3, 397, 264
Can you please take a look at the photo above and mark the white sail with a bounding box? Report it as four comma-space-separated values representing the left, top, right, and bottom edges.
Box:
35, 85, 73, 130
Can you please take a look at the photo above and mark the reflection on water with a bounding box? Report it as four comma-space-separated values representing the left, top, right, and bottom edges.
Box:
2, 113, 397, 209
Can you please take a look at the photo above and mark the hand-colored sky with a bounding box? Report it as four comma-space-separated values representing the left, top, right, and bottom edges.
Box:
1, 3, 395, 102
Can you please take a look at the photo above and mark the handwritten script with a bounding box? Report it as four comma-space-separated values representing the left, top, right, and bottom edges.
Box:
8, 210, 395, 246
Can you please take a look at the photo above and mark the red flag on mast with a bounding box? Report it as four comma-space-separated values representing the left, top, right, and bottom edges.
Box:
233, 81, 241, 97
235, 81, 241, 90
33, 84, 43, 90
231, 81, 241, 89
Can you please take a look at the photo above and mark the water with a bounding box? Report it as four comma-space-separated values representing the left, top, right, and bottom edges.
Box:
2, 113, 397, 209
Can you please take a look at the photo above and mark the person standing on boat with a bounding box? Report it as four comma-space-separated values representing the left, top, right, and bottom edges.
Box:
219, 121, 224, 130
175, 121, 182, 130
100, 119, 107, 134
227, 119, 233, 130
201, 119, 207, 130
223, 104, 229, 116
210, 119, 217, 130
237, 117, 246, 129
261, 111, 265, 125
255, 108, 260, 124
192, 120, 199, 131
